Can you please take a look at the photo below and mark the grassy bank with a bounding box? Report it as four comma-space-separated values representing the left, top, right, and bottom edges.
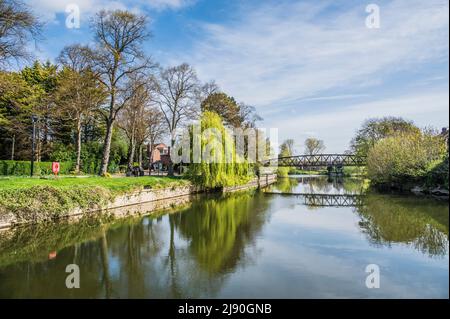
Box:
0, 176, 191, 224
288, 168, 327, 175
287, 166, 366, 176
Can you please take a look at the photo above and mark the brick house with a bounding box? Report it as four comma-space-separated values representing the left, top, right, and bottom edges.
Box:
148, 143, 171, 170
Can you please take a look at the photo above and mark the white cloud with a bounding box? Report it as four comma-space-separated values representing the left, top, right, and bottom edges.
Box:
147, 0, 195, 10
184, 0, 448, 107
25, 0, 194, 23
171, 0, 449, 152
275, 90, 449, 153
25, 0, 130, 23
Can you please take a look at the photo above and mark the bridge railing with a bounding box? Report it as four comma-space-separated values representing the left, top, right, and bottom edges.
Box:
261, 154, 366, 167
262, 192, 366, 207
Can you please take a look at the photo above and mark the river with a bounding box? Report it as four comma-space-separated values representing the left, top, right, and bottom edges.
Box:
0, 176, 448, 298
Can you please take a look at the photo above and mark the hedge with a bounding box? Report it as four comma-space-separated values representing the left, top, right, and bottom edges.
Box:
1, 160, 129, 176
0, 160, 74, 176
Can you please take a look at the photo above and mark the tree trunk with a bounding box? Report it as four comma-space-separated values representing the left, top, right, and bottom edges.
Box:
148, 138, 155, 175
100, 229, 112, 299
168, 138, 175, 176
75, 118, 82, 173
138, 144, 143, 169
127, 135, 136, 172
99, 120, 114, 176
36, 127, 41, 162
11, 134, 15, 161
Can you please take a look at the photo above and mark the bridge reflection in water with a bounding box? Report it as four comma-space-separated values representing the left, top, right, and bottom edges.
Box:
0, 176, 447, 298
263, 192, 365, 207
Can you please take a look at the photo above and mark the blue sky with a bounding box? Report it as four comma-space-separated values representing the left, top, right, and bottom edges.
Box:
25, 0, 449, 153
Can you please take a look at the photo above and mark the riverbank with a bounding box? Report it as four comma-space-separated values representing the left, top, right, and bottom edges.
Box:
287, 166, 366, 177
0, 176, 191, 228
1, 175, 447, 298
0, 174, 277, 229
286, 169, 448, 199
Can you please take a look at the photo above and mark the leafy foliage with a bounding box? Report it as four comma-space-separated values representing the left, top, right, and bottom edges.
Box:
367, 130, 447, 187
351, 116, 420, 157
277, 139, 294, 177
304, 137, 325, 155
0, 160, 74, 175
186, 111, 252, 188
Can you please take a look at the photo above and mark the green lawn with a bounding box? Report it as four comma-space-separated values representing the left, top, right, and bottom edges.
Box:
0, 175, 190, 193
0, 176, 191, 223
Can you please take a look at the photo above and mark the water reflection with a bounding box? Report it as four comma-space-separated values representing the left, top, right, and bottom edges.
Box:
0, 177, 448, 298
267, 175, 366, 195
176, 193, 267, 272
357, 194, 449, 257
266, 176, 448, 257
0, 192, 270, 298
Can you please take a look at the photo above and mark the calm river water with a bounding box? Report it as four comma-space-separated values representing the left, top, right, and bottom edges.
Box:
0, 176, 448, 298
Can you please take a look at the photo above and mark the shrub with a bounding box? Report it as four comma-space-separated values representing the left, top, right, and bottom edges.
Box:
0, 160, 74, 176
425, 155, 449, 189
367, 131, 447, 186
49, 143, 75, 162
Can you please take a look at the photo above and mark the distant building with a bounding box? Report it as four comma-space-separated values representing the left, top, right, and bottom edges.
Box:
148, 143, 171, 171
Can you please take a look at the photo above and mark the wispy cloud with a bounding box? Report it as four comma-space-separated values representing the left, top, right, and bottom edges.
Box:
184, 0, 448, 107
295, 94, 371, 102
147, 0, 196, 11
279, 90, 449, 153
25, 0, 195, 23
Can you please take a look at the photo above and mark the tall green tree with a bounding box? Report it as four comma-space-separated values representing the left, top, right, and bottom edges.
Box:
0, 70, 37, 159
20, 60, 58, 160
201, 91, 261, 128
56, 45, 106, 173
201, 92, 241, 127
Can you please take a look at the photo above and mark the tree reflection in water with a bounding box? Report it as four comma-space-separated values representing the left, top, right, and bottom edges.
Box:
269, 176, 449, 257
0, 178, 447, 298
174, 192, 270, 274
356, 194, 449, 257
270, 175, 366, 195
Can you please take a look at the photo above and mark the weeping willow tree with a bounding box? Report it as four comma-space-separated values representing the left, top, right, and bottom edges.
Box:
173, 192, 268, 274
186, 111, 253, 188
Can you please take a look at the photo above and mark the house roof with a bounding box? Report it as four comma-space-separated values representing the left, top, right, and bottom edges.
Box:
152, 143, 168, 148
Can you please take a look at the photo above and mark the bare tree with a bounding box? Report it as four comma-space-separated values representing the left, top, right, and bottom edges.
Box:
154, 63, 199, 175
91, 10, 152, 175
145, 107, 165, 170
238, 103, 262, 128
56, 44, 105, 173
304, 137, 325, 155
283, 139, 295, 156
117, 75, 150, 172
0, 0, 42, 66
198, 80, 219, 102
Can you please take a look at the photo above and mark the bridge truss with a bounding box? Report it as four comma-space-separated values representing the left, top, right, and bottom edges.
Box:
262, 154, 366, 168
263, 192, 365, 207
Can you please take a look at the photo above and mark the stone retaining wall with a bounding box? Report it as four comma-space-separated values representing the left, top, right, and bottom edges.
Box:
223, 174, 277, 192
0, 174, 277, 230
